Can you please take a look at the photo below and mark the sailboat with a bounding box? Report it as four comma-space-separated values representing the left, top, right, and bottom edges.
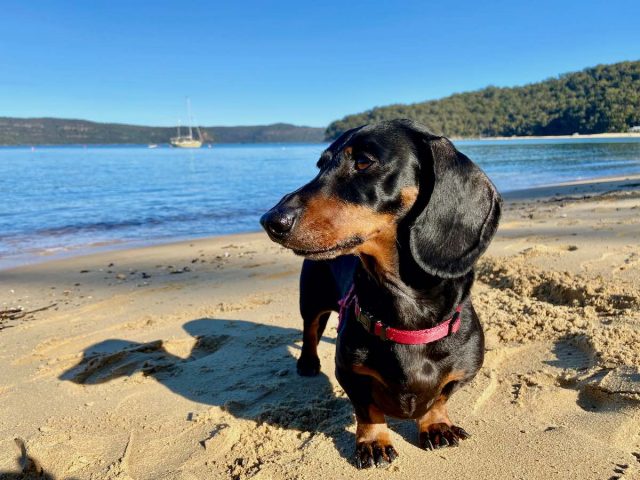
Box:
170, 98, 203, 148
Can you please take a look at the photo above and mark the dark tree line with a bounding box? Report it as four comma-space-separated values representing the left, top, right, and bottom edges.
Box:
0, 119, 325, 145
325, 61, 640, 140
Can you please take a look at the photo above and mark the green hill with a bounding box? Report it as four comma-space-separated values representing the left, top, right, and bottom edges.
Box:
326, 61, 640, 140
0, 118, 325, 145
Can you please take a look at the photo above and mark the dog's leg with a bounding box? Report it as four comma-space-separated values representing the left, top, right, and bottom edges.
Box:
297, 310, 330, 376
336, 368, 398, 468
354, 404, 398, 469
298, 260, 339, 376
416, 395, 470, 450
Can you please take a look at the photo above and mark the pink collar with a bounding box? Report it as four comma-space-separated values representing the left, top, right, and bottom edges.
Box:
338, 285, 462, 345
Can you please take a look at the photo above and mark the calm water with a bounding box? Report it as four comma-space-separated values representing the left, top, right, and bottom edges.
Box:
1, 138, 640, 268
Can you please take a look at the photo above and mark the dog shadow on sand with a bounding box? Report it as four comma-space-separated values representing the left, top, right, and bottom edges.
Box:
58, 318, 355, 462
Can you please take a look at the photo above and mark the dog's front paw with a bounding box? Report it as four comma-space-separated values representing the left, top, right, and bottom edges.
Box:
354, 441, 398, 469
420, 423, 470, 450
296, 355, 320, 376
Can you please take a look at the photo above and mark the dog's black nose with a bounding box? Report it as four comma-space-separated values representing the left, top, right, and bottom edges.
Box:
260, 208, 297, 239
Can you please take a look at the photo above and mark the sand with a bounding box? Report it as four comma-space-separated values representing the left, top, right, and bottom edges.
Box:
1, 177, 639, 479
463, 132, 640, 141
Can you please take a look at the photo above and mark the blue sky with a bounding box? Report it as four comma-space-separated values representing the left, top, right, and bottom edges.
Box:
1, 1, 638, 127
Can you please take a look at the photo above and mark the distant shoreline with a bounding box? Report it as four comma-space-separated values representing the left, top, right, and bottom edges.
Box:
0, 117, 326, 145
3, 132, 640, 147
458, 132, 640, 141
0, 142, 327, 148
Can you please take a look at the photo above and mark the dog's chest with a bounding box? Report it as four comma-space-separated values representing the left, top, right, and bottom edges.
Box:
370, 365, 442, 419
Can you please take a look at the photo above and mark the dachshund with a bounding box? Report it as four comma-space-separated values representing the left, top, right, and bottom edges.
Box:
260, 119, 501, 468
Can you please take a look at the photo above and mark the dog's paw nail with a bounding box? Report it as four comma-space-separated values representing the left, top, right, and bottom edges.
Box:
421, 424, 470, 451
355, 441, 397, 469
385, 445, 398, 462
373, 445, 389, 467
452, 426, 471, 439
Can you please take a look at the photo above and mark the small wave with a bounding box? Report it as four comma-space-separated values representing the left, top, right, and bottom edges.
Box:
0, 208, 260, 241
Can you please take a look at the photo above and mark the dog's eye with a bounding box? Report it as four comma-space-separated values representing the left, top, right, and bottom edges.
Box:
355, 156, 374, 171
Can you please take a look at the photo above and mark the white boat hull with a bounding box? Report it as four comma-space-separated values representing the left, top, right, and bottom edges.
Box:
170, 137, 202, 148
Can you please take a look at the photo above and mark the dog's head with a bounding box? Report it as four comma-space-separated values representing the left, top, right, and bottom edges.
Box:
260, 119, 501, 278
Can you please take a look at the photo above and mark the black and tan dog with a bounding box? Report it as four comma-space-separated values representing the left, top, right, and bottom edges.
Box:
260, 119, 501, 468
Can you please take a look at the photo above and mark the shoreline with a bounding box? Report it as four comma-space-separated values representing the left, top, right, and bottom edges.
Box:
0, 231, 266, 273
456, 131, 640, 141
3, 173, 640, 272
2, 131, 640, 148
0, 141, 328, 148
501, 172, 640, 200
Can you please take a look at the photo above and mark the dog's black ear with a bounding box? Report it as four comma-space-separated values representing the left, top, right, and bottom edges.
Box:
409, 134, 502, 278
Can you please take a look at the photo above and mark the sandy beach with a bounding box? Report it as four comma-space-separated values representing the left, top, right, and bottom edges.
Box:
464, 132, 640, 141
1, 176, 639, 479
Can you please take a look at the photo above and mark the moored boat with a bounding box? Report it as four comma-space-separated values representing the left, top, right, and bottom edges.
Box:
170, 98, 204, 148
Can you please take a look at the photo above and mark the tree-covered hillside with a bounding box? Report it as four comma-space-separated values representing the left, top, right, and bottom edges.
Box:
326, 61, 640, 140
0, 118, 325, 145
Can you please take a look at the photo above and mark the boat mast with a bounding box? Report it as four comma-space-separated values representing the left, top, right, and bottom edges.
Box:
177, 119, 181, 137
187, 97, 194, 140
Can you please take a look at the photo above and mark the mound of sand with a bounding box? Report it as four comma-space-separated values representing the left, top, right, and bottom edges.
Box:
476, 253, 640, 400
